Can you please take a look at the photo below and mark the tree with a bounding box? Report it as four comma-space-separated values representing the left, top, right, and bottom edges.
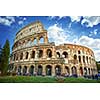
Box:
0, 40, 10, 75
96, 61, 100, 71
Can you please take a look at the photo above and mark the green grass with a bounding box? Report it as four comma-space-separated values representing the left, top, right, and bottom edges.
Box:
0, 76, 100, 83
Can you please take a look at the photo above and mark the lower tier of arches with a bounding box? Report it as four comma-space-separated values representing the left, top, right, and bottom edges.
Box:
9, 64, 97, 77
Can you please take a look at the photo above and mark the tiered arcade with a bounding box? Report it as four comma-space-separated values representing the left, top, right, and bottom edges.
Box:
9, 21, 97, 76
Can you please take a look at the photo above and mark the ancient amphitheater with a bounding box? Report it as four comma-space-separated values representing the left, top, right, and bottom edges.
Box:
9, 21, 97, 77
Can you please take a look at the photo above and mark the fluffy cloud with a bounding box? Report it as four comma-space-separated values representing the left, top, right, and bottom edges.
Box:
76, 36, 100, 61
0, 16, 15, 26
18, 21, 23, 25
18, 17, 27, 25
70, 16, 81, 22
81, 16, 100, 27
48, 16, 66, 20
48, 24, 68, 45
89, 29, 98, 36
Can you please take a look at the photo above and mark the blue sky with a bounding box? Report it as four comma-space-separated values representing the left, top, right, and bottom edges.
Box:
0, 16, 100, 61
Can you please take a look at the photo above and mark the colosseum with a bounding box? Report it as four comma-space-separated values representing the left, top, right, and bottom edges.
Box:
9, 21, 97, 77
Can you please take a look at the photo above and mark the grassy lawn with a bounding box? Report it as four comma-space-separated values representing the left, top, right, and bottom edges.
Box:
0, 76, 100, 83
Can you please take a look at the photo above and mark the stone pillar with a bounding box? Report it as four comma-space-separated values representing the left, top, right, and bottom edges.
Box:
52, 46, 55, 59
62, 64, 65, 75
37, 37, 39, 45
42, 65, 46, 76
69, 67, 72, 76
43, 48, 46, 58
44, 33, 48, 44
27, 66, 30, 74
52, 65, 55, 76
21, 66, 23, 75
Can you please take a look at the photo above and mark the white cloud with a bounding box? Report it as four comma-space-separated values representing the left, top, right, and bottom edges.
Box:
48, 24, 68, 45
0, 16, 15, 26
70, 16, 81, 22
76, 36, 100, 61
89, 29, 98, 36
48, 16, 66, 20
81, 16, 100, 27
18, 21, 23, 25
23, 17, 26, 20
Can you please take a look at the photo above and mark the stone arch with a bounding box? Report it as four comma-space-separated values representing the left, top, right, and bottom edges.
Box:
38, 65, 43, 75
46, 65, 52, 76
23, 66, 27, 75
86, 56, 88, 63
83, 56, 85, 63
78, 56, 81, 63
34, 38, 37, 45
25, 52, 29, 59
65, 66, 70, 76
20, 52, 23, 60
29, 65, 34, 75
56, 52, 60, 58
71, 66, 77, 76
31, 50, 35, 58
62, 51, 68, 58
74, 54, 77, 60
47, 49, 52, 58
79, 67, 83, 76
88, 68, 90, 75
38, 50, 43, 58
18, 66, 22, 75
78, 50, 81, 54
55, 65, 61, 76
39, 36, 44, 44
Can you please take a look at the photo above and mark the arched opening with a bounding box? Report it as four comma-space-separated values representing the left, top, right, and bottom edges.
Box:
84, 67, 87, 75
18, 66, 22, 75
62, 52, 68, 58
78, 56, 81, 63
38, 65, 43, 75
74, 54, 77, 60
79, 67, 83, 76
39, 36, 44, 44
56, 52, 60, 58
55, 65, 61, 76
20, 52, 23, 60
78, 50, 81, 54
86, 56, 88, 63
26, 52, 29, 59
23, 66, 27, 76
29, 65, 34, 75
34, 38, 37, 45
83, 56, 85, 63
88, 68, 90, 75
46, 65, 52, 76
38, 50, 43, 58
71, 66, 77, 76
65, 66, 70, 76
47, 49, 52, 58
31, 51, 35, 58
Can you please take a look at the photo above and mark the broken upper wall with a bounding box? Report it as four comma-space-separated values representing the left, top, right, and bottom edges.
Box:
12, 21, 49, 50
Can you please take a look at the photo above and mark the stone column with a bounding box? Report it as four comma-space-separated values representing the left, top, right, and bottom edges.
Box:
42, 65, 46, 76
62, 64, 65, 75
21, 66, 23, 75
43, 48, 46, 58
44, 33, 48, 44
52, 65, 55, 76
27, 66, 30, 75
69, 67, 72, 76
52, 46, 55, 59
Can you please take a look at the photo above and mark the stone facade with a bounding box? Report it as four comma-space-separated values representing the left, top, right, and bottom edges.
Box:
9, 21, 97, 77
